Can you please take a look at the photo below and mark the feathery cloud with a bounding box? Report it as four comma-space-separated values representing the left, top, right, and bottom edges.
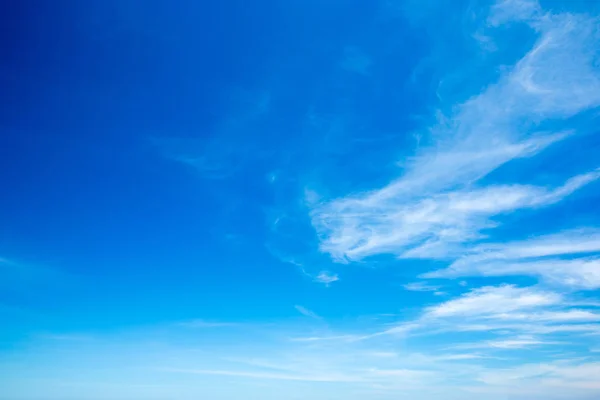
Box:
424, 229, 600, 288
314, 271, 339, 285
403, 282, 441, 292
424, 285, 560, 318
310, 4, 600, 265
294, 305, 322, 320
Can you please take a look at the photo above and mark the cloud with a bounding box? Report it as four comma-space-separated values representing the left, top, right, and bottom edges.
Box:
0, 257, 12, 265
294, 305, 322, 320
152, 89, 271, 179
367, 284, 600, 348
424, 229, 600, 288
289, 334, 365, 343
309, 2, 600, 265
403, 282, 441, 292
484, 310, 600, 323
488, 0, 541, 26
314, 271, 339, 285
424, 285, 560, 318
456, 336, 562, 350
429, 257, 600, 289
7, 293, 600, 399
461, 229, 600, 261
476, 361, 600, 392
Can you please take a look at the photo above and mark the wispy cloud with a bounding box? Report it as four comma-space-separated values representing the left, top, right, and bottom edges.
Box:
314, 271, 339, 285
475, 360, 600, 392
403, 281, 441, 292
424, 285, 560, 318
7, 299, 600, 399
429, 257, 600, 289
484, 310, 600, 323
0, 257, 12, 265
309, 2, 600, 266
302, 8, 600, 385
365, 284, 600, 349
488, 0, 541, 26
294, 305, 322, 320
152, 89, 271, 179
455, 336, 562, 350
424, 229, 600, 288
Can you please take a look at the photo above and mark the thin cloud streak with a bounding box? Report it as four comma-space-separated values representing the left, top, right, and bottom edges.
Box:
294, 305, 323, 320
403, 282, 441, 292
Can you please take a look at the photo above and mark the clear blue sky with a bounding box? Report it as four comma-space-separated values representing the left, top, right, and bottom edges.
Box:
1, 0, 600, 399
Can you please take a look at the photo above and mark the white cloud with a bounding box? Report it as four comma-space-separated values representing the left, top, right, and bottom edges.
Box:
448, 322, 600, 335
466, 229, 600, 261
476, 361, 600, 392
289, 334, 365, 343
311, 135, 580, 262
488, 0, 541, 26
310, 2, 600, 266
403, 282, 441, 292
484, 310, 600, 323
457, 336, 561, 350
370, 284, 600, 344
300, 4, 600, 384
425, 285, 560, 318
294, 305, 322, 320
424, 229, 600, 288
429, 257, 600, 289
434, 353, 488, 361
314, 271, 339, 285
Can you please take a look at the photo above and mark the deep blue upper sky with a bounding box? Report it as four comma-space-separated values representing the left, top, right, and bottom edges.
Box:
2, 1, 600, 399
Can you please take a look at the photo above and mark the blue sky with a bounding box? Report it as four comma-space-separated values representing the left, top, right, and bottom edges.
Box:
2, 0, 600, 399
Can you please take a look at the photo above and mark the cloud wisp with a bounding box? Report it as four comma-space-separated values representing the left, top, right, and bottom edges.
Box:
370, 284, 600, 348
425, 229, 600, 288
309, 2, 600, 271
403, 281, 441, 292
294, 305, 323, 320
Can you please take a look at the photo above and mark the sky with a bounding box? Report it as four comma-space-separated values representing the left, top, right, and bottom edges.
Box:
1, 0, 600, 399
